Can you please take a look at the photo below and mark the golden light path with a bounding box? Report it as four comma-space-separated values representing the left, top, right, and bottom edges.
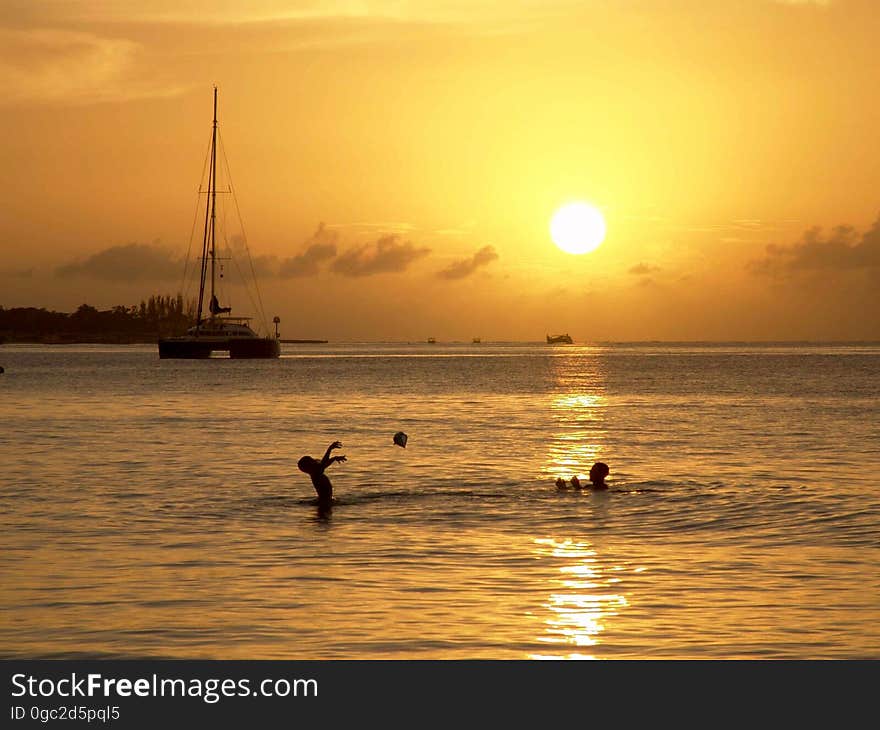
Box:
530, 538, 628, 659
530, 352, 627, 658
546, 392, 606, 481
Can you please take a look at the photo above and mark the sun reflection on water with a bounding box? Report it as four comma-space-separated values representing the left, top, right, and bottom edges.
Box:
545, 390, 608, 480
530, 538, 628, 659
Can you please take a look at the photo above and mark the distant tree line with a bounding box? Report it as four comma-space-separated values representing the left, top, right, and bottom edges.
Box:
0, 294, 196, 343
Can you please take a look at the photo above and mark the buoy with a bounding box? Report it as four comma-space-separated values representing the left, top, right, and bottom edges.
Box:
393, 431, 408, 448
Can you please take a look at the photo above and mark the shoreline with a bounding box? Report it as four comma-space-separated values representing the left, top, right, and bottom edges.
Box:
2, 338, 879, 347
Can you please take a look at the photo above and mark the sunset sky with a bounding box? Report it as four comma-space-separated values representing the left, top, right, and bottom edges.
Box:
1, 0, 878, 341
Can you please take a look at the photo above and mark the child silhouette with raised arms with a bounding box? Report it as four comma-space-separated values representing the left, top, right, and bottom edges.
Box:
298, 440, 347, 507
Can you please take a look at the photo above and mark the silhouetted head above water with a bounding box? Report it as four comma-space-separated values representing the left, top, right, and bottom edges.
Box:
589, 462, 609, 489
298, 456, 320, 475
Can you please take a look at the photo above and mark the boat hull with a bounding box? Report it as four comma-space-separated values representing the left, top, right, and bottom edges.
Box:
546, 334, 573, 344
158, 336, 280, 359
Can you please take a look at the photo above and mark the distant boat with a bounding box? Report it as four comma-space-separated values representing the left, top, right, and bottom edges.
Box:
158, 88, 280, 359
472, 337, 481, 344
427, 337, 437, 344
546, 333, 573, 344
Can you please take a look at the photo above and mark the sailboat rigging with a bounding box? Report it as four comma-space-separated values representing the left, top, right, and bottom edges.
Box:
158, 87, 280, 359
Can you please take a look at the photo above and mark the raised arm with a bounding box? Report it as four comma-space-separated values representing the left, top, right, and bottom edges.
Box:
321, 440, 346, 468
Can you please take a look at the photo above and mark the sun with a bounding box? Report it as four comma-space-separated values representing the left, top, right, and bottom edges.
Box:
550, 202, 606, 255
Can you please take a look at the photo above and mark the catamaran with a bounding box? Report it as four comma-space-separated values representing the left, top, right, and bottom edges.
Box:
158, 88, 280, 359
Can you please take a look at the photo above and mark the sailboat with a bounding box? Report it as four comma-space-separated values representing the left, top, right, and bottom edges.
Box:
158, 88, 280, 359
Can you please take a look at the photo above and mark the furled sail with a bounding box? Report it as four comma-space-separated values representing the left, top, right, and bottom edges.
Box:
210, 295, 231, 316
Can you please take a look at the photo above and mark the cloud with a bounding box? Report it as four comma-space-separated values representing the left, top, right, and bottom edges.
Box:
56, 243, 183, 281
13, 1, 411, 25
628, 262, 662, 289
278, 223, 339, 277
279, 243, 337, 277
0, 2, 575, 66
749, 217, 880, 276
436, 245, 499, 280
0, 28, 186, 106
332, 234, 430, 277
628, 263, 661, 276
243, 254, 280, 279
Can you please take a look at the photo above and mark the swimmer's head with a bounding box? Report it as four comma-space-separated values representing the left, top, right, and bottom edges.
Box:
298, 455, 319, 474
589, 462, 609, 483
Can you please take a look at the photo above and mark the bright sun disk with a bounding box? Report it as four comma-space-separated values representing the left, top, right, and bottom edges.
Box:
550, 202, 606, 255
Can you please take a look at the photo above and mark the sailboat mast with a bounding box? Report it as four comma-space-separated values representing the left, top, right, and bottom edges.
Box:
209, 86, 219, 312
195, 88, 218, 329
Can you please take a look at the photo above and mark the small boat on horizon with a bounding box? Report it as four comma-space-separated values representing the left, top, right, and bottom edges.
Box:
546, 333, 573, 344
472, 337, 481, 344
427, 337, 437, 344
158, 88, 280, 359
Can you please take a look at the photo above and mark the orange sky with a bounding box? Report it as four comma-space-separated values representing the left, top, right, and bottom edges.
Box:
1, 0, 878, 341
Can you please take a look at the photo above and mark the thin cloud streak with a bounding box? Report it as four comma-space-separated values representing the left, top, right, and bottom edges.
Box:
6, 1, 601, 27
436, 245, 498, 280
326, 221, 417, 233
0, 28, 187, 106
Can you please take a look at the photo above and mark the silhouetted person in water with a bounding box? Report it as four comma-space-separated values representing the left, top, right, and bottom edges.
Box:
556, 462, 610, 491
587, 462, 609, 491
298, 441, 347, 508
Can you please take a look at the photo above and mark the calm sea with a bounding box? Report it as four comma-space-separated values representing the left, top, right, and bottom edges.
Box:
1, 342, 878, 659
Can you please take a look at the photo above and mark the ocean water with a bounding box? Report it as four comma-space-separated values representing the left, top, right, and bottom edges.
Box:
1, 342, 878, 659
